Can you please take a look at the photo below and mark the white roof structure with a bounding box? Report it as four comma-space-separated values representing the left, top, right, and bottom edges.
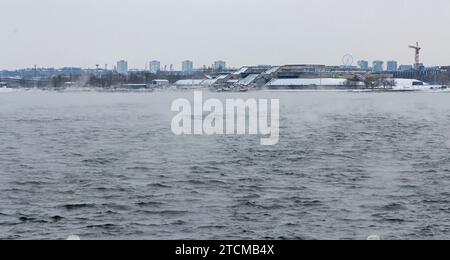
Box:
207, 75, 228, 85
391, 79, 438, 91
235, 74, 259, 86
152, 79, 169, 83
227, 79, 239, 83
233, 67, 249, 75
266, 78, 353, 87
200, 79, 216, 86
393, 79, 427, 86
174, 79, 207, 86
174, 79, 219, 87
263, 67, 281, 75
215, 75, 228, 80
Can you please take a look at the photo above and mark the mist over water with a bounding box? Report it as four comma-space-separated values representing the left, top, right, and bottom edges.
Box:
1, 90, 450, 240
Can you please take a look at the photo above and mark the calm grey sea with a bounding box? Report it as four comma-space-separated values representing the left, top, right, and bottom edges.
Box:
1, 90, 450, 240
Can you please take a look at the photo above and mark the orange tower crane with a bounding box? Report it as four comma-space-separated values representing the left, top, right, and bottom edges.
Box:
408, 42, 422, 71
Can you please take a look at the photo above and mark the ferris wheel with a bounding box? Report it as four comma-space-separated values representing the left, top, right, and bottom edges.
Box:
342, 54, 354, 67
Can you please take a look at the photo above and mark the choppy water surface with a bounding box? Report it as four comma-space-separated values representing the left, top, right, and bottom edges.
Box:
1, 90, 450, 240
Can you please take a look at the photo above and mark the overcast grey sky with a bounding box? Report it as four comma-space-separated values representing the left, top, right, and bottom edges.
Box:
1, 0, 449, 70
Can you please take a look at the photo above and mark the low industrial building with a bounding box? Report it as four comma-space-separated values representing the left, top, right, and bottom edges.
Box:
265, 78, 364, 89
174, 79, 214, 89
151, 79, 170, 87
171, 63, 448, 91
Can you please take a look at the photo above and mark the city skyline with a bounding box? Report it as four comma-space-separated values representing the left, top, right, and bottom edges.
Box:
1, 0, 450, 70
0, 52, 444, 72
0, 57, 436, 72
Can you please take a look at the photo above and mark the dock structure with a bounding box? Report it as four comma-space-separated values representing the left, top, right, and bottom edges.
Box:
2, 64, 448, 90
265, 78, 364, 90
206, 64, 404, 90
0, 77, 51, 88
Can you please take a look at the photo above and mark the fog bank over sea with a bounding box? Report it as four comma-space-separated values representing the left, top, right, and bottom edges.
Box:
1, 91, 450, 239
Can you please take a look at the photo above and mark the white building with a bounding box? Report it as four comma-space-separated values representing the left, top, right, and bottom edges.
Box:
387, 61, 398, 72
174, 79, 211, 89
117, 60, 128, 74
372, 61, 384, 72
214, 60, 226, 71
392, 79, 446, 91
399, 65, 414, 71
265, 78, 366, 90
182, 60, 194, 73
357, 60, 369, 70
149, 60, 161, 74
235, 74, 260, 87
151, 79, 169, 86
